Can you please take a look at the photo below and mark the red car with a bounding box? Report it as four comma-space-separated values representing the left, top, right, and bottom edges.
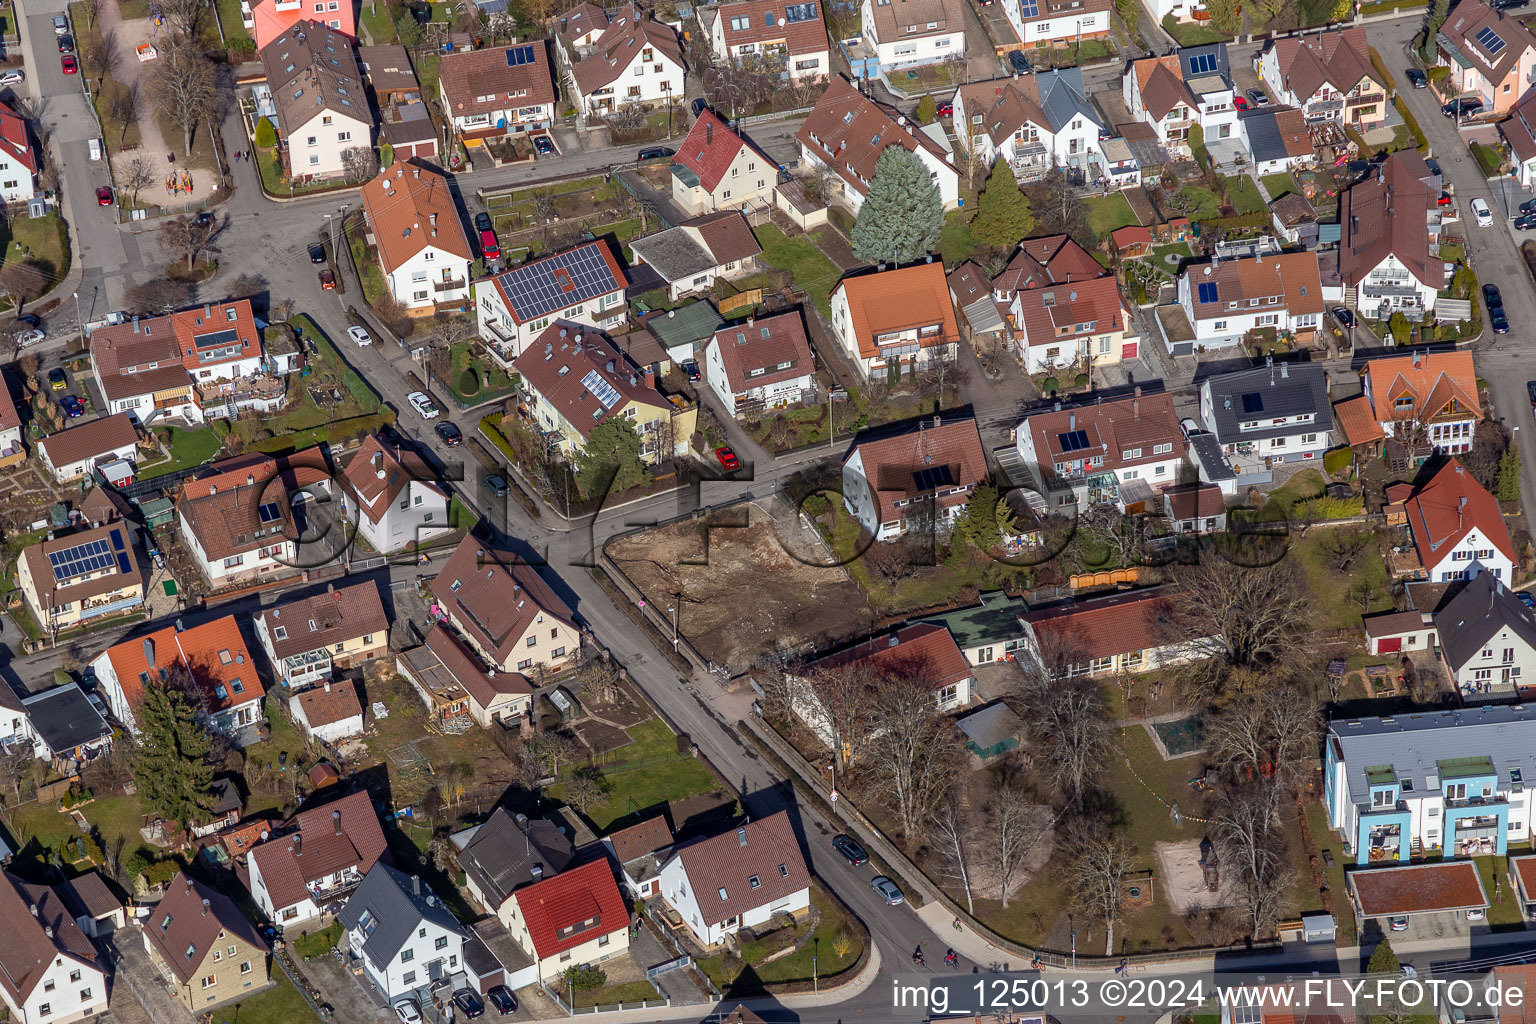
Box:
60, 54, 77, 74
936, 101, 953, 118
715, 446, 738, 471
95, 186, 113, 206
480, 228, 500, 261
1232, 94, 1247, 110
319, 268, 336, 290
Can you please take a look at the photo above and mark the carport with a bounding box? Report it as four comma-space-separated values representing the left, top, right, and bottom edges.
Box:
1347, 861, 1489, 936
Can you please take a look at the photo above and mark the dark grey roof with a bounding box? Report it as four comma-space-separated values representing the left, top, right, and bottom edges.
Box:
457, 807, 575, 907
338, 863, 466, 971
957, 702, 1023, 749
20, 684, 109, 753
1434, 573, 1536, 671
1242, 110, 1290, 164
53, 871, 122, 921
1328, 703, 1536, 809
464, 918, 532, 980
629, 229, 716, 284
1179, 43, 1229, 79
1187, 430, 1236, 481
1036, 68, 1100, 133
1201, 363, 1334, 445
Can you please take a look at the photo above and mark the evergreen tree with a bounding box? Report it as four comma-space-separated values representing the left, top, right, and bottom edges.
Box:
1497, 446, 1523, 503
970, 162, 1036, 250
851, 147, 943, 266
130, 680, 212, 827
916, 94, 937, 125
1366, 938, 1400, 976
1422, 0, 1450, 60
575, 417, 650, 498
954, 484, 1017, 552
1388, 312, 1411, 346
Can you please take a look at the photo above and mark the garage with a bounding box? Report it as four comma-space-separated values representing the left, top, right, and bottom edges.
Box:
1363, 610, 1437, 657
1347, 861, 1489, 938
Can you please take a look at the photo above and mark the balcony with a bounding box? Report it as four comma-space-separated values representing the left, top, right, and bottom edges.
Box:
307, 868, 365, 902
433, 278, 467, 293
1446, 794, 1507, 810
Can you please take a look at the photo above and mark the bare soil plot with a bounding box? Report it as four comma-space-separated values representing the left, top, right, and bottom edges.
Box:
605, 502, 869, 671
1154, 838, 1244, 915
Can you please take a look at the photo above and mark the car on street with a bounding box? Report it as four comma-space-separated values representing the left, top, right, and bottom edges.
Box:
474, 211, 493, 233
1492, 307, 1510, 333
1438, 191, 1454, 207
638, 146, 674, 162
1495, 0, 1529, 9
534, 135, 555, 156
407, 391, 440, 419
1444, 98, 1483, 118
0, 70, 23, 86
936, 101, 953, 118
1484, 283, 1503, 309
1246, 88, 1269, 106
308, 243, 326, 263
1522, 199, 1536, 214
347, 325, 372, 346
60, 55, 77, 74
1388, 915, 1409, 931
57, 35, 73, 53
60, 394, 83, 417
480, 227, 500, 260
96, 186, 113, 206
1407, 68, 1427, 88
1330, 306, 1355, 330
1528, 380, 1536, 405
393, 1000, 423, 1024
319, 268, 336, 290
1517, 213, 1536, 230
484, 474, 510, 497
715, 446, 738, 470
832, 834, 868, 866
486, 987, 516, 1016
48, 368, 66, 390
682, 359, 701, 382
53, 14, 68, 33
17, 314, 40, 328
872, 876, 904, 905
436, 421, 463, 446
452, 990, 485, 1019
1472, 197, 1493, 227
15, 328, 44, 347
1006, 49, 1029, 72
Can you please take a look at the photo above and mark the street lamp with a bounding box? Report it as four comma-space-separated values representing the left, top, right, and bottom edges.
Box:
72, 291, 81, 346
667, 603, 678, 651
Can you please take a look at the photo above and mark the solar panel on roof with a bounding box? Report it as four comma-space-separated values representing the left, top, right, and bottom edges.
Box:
581, 368, 623, 409
1240, 392, 1263, 414
194, 328, 239, 349
1197, 281, 1219, 303
1188, 51, 1217, 74
111, 529, 130, 574
506, 43, 537, 65
1057, 429, 1090, 453
912, 465, 956, 491
1475, 26, 1506, 55
47, 538, 116, 583
258, 502, 282, 523
497, 245, 621, 323
1019, 0, 1039, 16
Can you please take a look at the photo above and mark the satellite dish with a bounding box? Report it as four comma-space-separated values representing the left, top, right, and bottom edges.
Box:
1203, 266, 1212, 276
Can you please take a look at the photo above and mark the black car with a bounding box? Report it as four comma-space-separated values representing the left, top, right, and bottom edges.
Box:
1331, 306, 1356, 330
1517, 212, 1536, 230
16, 313, 39, 328
309, 243, 326, 263
691, 97, 708, 117
1495, 0, 1529, 9
474, 211, 493, 233
832, 833, 868, 866
452, 990, 485, 1020
1407, 68, 1427, 89
486, 987, 516, 1016
638, 146, 675, 161
1484, 283, 1503, 309
682, 359, 701, 382
534, 135, 555, 156
1444, 98, 1484, 118
1492, 307, 1511, 334
436, 421, 463, 446
1006, 49, 1030, 72
484, 474, 510, 497
57, 34, 73, 53
1527, 381, 1536, 405
1521, 199, 1536, 215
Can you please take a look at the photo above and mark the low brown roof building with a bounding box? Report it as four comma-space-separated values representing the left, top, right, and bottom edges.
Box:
37, 413, 140, 483
256, 580, 388, 688
1347, 861, 1488, 918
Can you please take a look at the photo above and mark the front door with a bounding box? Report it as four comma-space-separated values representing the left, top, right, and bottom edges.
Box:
427, 959, 445, 981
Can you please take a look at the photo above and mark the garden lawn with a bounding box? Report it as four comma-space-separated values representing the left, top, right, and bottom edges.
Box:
938, 208, 978, 265
547, 719, 721, 832
753, 224, 841, 318
208, 964, 314, 1024
1471, 142, 1502, 177
141, 426, 224, 478
444, 341, 518, 405
291, 921, 342, 959
1262, 172, 1300, 199
1176, 185, 1224, 221
1476, 854, 1525, 926
0, 211, 70, 294
358, 0, 399, 43
1305, 800, 1356, 946
697, 885, 864, 994
822, 501, 986, 613
255, 146, 348, 198
1161, 14, 1231, 44
346, 220, 389, 305
213, 0, 253, 46
5, 790, 145, 862
571, 982, 662, 1008
1290, 530, 1392, 631
1223, 175, 1266, 215
1084, 192, 1138, 240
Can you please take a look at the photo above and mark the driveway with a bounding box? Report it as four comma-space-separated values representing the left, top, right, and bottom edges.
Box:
102, 926, 198, 1024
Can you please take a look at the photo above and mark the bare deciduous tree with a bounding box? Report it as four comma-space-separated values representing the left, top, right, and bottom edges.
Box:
1012, 660, 1112, 810
605, 104, 647, 136
1165, 557, 1312, 701
930, 782, 980, 913
158, 0, 209, 41
1318, 527, 1374, 574
121, 155, 156, 206
915, 347, 971, 402
0, 262, 48, 312
107, 81, 138, 146
149, 39, 215, 156
862, 672, 959, 840
1211, 780, 1296, 940
341, 145, 379, 185
125, 278, 192, 315
795, 660, 875, 770
1063, 818, 1134, 955
988, 776, 1058, 909
157, 214, 221, 271
565, 765, 610, 813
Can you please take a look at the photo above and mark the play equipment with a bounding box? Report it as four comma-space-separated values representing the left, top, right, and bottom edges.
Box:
136, 43, 157, 61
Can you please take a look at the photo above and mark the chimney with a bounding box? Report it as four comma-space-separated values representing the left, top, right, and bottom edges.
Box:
327, 583, 335, 596
29, 904, 37, 917
333, 810, 343, 834
144, 638, 156, 671
246, 474, 255, 485
531, 864, 543, 881
201, 898, 210, 917
324, 680, 332, 693
1068, 411, 1075, 430
1281, 362, 1289, 379
644, 368, 655, 389
44, 926, 52, 939
185, 879, 193, 896
706, 121, 713, 145
932, 414, 940, 428
293, 833, 302, 857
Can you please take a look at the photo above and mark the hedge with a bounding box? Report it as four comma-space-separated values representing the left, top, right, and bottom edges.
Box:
480, 412, 519, 463
1201, 211, 1272, 233
291, 315, 382, 412
1368, 47, 1396, 93
1322, 447, 1354, 476
1394, 96, 1427, 152
249, 411, 398, 454
1295, 495, 1364, 520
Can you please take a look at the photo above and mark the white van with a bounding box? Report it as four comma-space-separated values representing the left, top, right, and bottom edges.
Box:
87, 138, 101, 161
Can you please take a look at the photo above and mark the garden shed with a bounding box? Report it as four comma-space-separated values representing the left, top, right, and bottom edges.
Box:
957, 703, 1023, 762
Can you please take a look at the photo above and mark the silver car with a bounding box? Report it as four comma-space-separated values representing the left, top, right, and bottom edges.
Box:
392, 1000, 422, 1024
871, 875, 904, 905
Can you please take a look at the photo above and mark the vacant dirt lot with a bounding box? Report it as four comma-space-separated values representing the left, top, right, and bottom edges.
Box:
606, 503, 869, 671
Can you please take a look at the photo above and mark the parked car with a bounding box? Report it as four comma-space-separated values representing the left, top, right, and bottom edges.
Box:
936, 101, 953, 118
56, 35, 73, 53
308, 243, 326, 263
1444, 98, 1483, 118
486, 987, 516, 1016
484, 474, 510, 497
347, 325, 373, 346
1484, 283, 1503, 309
436, 421, 463, 446
96, 185, 113, 206
1330, 306, 1356, 330
1467, 907, 1487, 921
474, 211, 493, 233
1246, 88, 1269, 106
319, 268, 336, 290
1388, 915, 1409, 931
452, 990, 485, 1020
53, 14, 69, 33
407, 391, 440, 419
1472, 197, 1493, 227
0, 70, 23, 86
480, 227, 500, 260
1492, 307, 1510, 333
15, 328, 45, 347
1527, 380, 1536, 405
832, 833, 868, 866
871, 875, 904, 905
60, 395, 84, 417
691, 97, 708, 117
48, 368, 66, 390
534, 135, 555, 156
60, 55, 77, 74
682, 359, 701, 382
715, 446, 738, 470
638, 145, 674, 162
1494, 0, 1529, 9
1006, 49, 1029, 72
392, 1000, 423, 1024
1407, 68, 1427, 88
1520, 591, 1536, 608
1233, 94, 1248, 110
1516, 213, 1536, 230
1438, 191, 1454, 208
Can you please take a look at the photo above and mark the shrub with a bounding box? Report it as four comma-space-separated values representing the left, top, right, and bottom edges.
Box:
916, 94, 936, 124
254, 117, 276, 148
1394, 97, 1427, 152
1040, 376, 1059, 394
380, 143, 394, 167
565, 965, 607, 991
456, 366, 479, 396
1323, 447, 1354, 477
1074, 373, 1089, 388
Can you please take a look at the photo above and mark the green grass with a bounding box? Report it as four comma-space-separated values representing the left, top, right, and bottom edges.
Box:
345, 219, 389, 305
752, 224, 841, 318
570, 981, 661, 1008
207, 962, 307, 1024
449, 494, 479, 530
4, 790, 145, 863
291, 921, 342, 959
698, 885, 864, 994
1223, 175, 1267, 216
1265, 468, 1327, 517
1473, 855, 1523, 926
1161, 13, 1231, 44
822, 501, 985, 613
255, 145, 352, 198
415, 52, 440, 103
443, 340, 518, 405
1175, 185, 1224, 221
140, 426, 224, 479
1083, 192, 1138, 241
0, 212, 70, 298
547, 718, 722, 832
357, 0, 399, 43
1263, 172, 1300, 199
1471, 141, 1502, 177
212, 0, 253, 47
1289, 530, 1391, 631
1305, 801, 1355, 946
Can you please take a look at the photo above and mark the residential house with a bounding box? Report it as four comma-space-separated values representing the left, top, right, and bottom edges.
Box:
1015, 390, 1188, 511
656, 811, 810, 948
1019, 587, 1211, 677
455, 808, 577, 921
1257, 29, 1387, 129
1175, 250, 1324, 349
335, 435, 452, 554
671, 110, 776, 216
513, 322, 697, 464
702, 310, 815, 417
950, 71, 1106, 182
177, 470, 297, 587
645, 299, 726, 363
502, 859, 629, 983
1361, 350, 1481, 454
1323, 704, 1536, 863
916, 590, 1029, 665
189, 779, 244, 840
1238, 107, 1315, 175
0, 870, 109, 1024
1436, 1, 1536, 116
628, 211, 763, 301
1197, 362, 1334, 465
569, 8, 685, 118
1433, 572, 1536, 701
828, 262, 961, 379
91, 615, 265, 737
1339, 150, 1446, 320
37, 414, 139, 484
0, 378, 21, 468
1002, 0, 1112, 52
555, 2, 611, 59
473, 240, 628, 365
707, 0, 830, 81
1122, 45, 1239, 158
792, 623, 975, 748
796, 77, 960, 214
431, 535, 581, 676
246, 0, 355, 49
16, 522, 144, 633
1162, 482, 1227, 534
254, 580, 389, 690
245, 790, 388, 927
860, 0, 966, 74
358, 44, 420, 105
89, 300, 286, 425
290, 679, 365, 742
359, 162, 472, 314
359, 46, 434, 159
396, 623, 534, 730
1501, 86, 1536, 188
1388, 458, 1514, 583
258, 22, 372, 182
992, 234, 1137, 372
17, 684, 112, 776
842, 417, 988, 541
438, 42, 558, 145
948, 261, 1007, 342
0, 101, 38, 204
603, 816, 674, 899
338, 865, 467, 1003
142, 874, 270, 1010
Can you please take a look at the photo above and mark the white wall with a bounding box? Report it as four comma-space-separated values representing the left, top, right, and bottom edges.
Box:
340, 479, 452, 555
291, 111, 373, 180
348, 917, 464, 1002
475, 282, 628, 366
291, 695, 364, 743
656, 857, 811, 947
247, 855, 322, 926
387, 247, 472, 312
0, 147, 35, 205
1009, 7, 1110, 45
860, 0, 965, 70
575, 48, 685, 117
1424, 529, 1514, 585
0, 948, 108, 1024
177, 508, 295, 586
41, 440, 138, 483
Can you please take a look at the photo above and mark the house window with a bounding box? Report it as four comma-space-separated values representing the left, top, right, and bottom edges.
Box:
598, 934, 610, 946
553, 646, 566, 658
527, 636, 537, 647
402, 971, 417, 986
436, 936, 448, 950
749, 875, 761, 889
1447, 782, 1468, 799
559, 952, 572, 963
39, 1006, 50, 1017
80, 990, 92, 1002
69, 972, 80, 984
400, 949, 414, 963
517, 659, 533, 670
337, 131, 351, 142
45, 981, 55, 992
241, 962, 252, 975
201, 976, 217, 989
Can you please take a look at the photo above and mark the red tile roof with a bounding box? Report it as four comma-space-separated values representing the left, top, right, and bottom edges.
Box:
1164, 482, 1224, 520
1513, 854, 1536, 901
606, 815, 674, 865
1112, 225, 1152, 249
846, 418, 987, 525
1491, 962, 1536, 1024
247, 791, 388, 912
424, 622, 532, 710
513, 323, 673, 443
144, 873, 268, 985
1402, 458, 1516, 568
674, 110, 749, 192
262, 581, 388, 660
0, 101, 36, 174
512, 858, 628, 960
571, 14, 683, 95
807, 622, 972, 691
294, 678, 364, 728
337, 434, 446, 525
361, 161, 473, 272
1363, 351, 1480, 425
1009, 274, 1126, 352
1024, 588, 1190, 663
1023, 391, 1186, 481
708, 311, 814, 394
664, 810, 809, 927
1348, 861, 1487, 916
715, 0, 828, 52
38, 413, 139, 472
1183, 251, 1323, 321
102, 615, 264, 719
432, 535, 575, 666
438, 41, 557, 118
1333, 395, 1385, 447
835, 263, 960, 361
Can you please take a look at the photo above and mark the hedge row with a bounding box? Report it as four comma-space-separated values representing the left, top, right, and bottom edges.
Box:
1201, 211, 1272, 233
249, 411, 398, 454
1394, 96, 1428, 152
